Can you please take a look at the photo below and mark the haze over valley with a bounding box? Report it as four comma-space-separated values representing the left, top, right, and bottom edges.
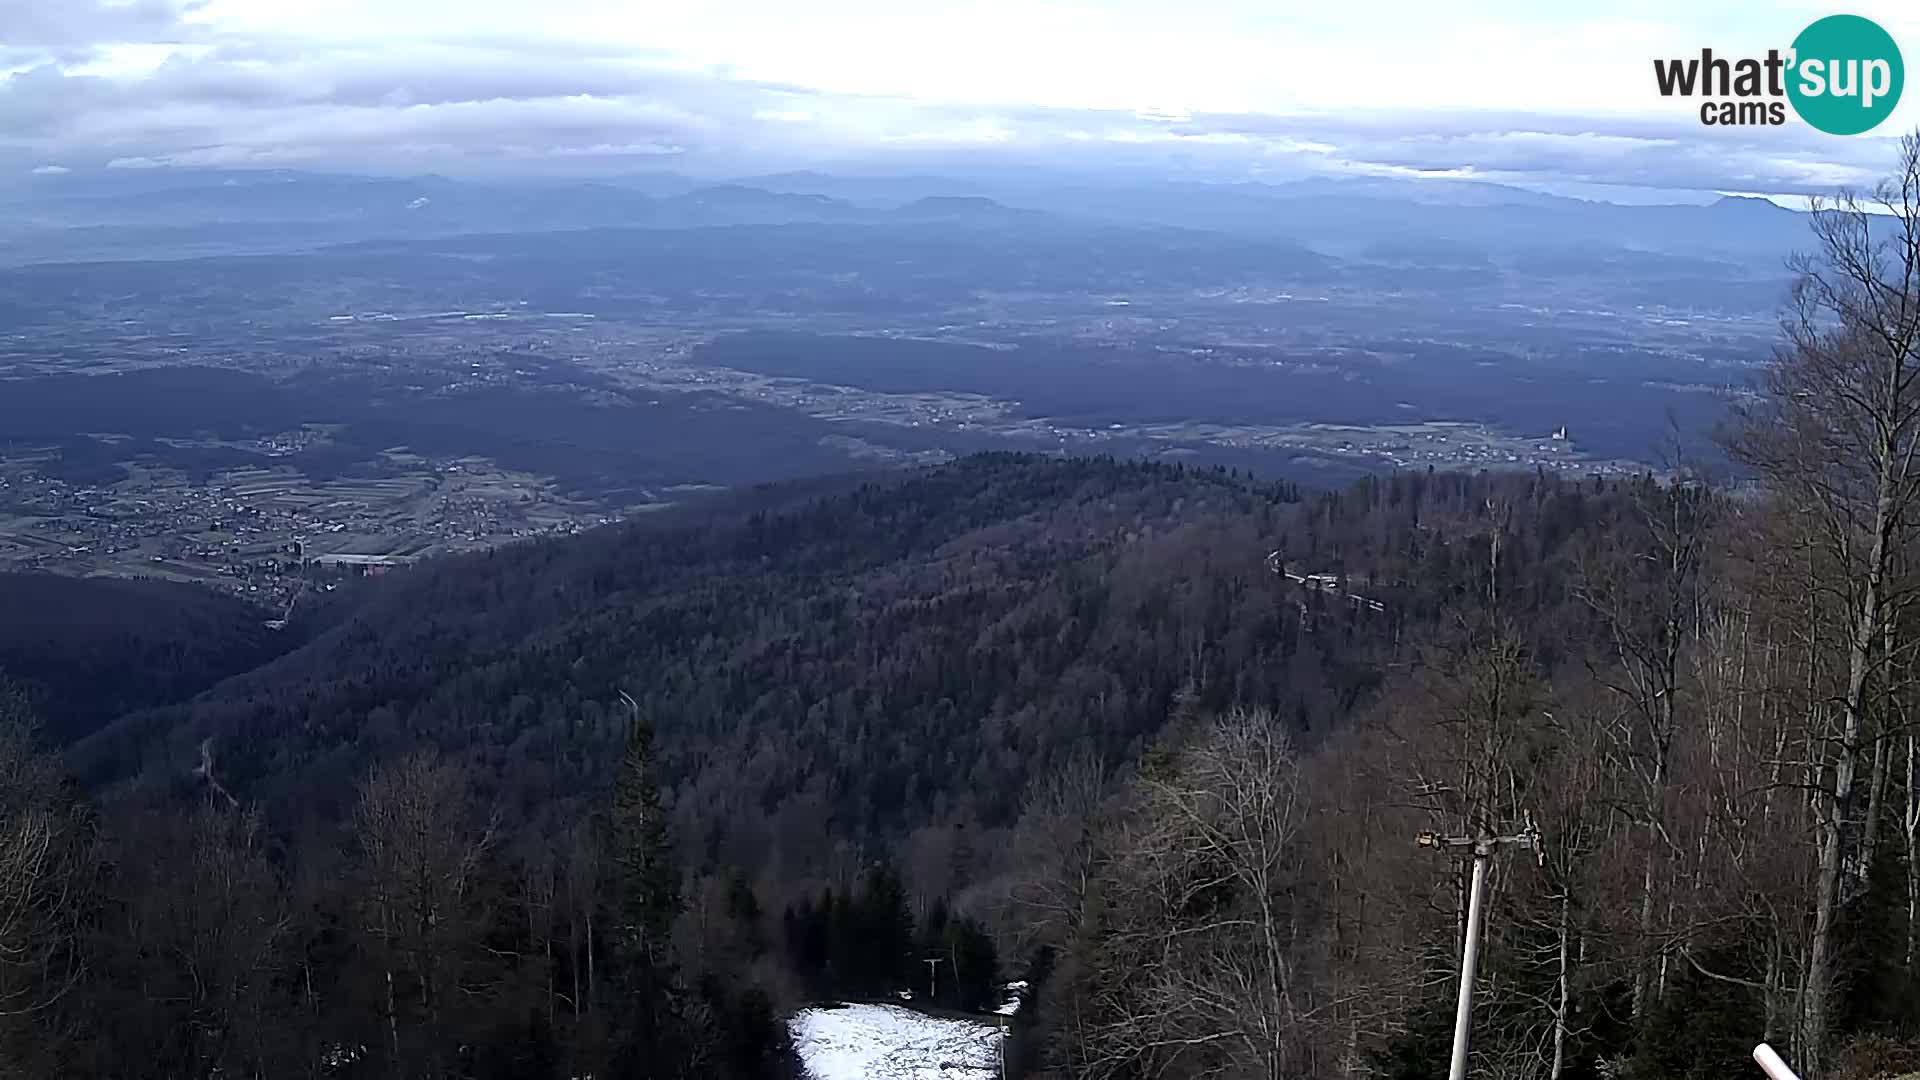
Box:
0, 167, 1791, 595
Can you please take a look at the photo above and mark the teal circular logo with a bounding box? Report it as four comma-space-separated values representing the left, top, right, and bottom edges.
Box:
1787, 15, 1903, 135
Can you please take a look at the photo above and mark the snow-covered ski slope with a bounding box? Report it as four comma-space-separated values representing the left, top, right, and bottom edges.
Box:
790, 1003, 1004, 1080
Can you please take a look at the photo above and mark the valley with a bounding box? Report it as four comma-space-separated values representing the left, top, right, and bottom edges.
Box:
0, 178, 1786, 600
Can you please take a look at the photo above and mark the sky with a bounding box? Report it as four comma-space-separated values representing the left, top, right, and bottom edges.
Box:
6, 0, 1920, 200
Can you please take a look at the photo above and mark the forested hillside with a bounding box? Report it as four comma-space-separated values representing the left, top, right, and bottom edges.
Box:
0, 571, 295, 742
68, 454, 1605, 866
6, 436, 1710, 1078
982, 149, 1920, 1080
5, 447, 1623, 1079
13, 143, 1920, 1080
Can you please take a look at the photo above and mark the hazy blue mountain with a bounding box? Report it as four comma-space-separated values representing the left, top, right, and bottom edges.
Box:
737, 170, 991, 206
0, 167, 1818, 293
1259, 175, 1583, 208
4, 166, 1814, 258
886, 195, 1053, 225
663, 184, 867, 223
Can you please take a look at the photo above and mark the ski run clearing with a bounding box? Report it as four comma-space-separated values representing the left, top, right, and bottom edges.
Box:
790, 1003, 1005, 1080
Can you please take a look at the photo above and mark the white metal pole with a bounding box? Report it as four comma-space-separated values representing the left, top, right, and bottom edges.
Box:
1447, 850, 1492, 1080
1001, 1016, 1008, 1080
1755, 1043, 1802, 1080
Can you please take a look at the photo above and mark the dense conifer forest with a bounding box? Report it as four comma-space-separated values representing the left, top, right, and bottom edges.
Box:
0, 571, 297, 743
14, 138, 1920, 1080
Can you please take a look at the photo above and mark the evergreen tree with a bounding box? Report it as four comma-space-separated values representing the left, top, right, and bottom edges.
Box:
855, 862, 915, 997
1633, 960, 1764, 1080
918, 897, 952, 1000
947, 915, 999, 1013
602, 710, 680, 970
598, 709, 684, 1075
695, 978, 802, 1080
826, 888, 858, 994
1842, 810, 1919, 1037
782, 894, 829, 994
1371, 995, 1456, 1080
725, 869, 766, 958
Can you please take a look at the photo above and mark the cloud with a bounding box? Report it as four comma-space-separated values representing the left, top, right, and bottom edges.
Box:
0, 2, 1912, 197
0, 39, 802, 173
30, 163, 70, 174
1143, 109, 1902, 196
0, 0, 205, 50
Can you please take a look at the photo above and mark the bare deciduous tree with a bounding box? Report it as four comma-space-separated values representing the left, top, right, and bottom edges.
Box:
352, 752, 497, 1079
1731, 132, 1920, 1074
1065, 708, 1321, 1080
0, 706, 93, 1078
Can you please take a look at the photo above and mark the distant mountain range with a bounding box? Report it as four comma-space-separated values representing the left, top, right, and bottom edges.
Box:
0, 165, 1817, 276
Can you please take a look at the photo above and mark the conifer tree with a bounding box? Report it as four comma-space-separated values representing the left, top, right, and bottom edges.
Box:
597, 708, 684, 1074
947, 915, 999, 1013
856, 862, 915, 996
603, 711, 679, 970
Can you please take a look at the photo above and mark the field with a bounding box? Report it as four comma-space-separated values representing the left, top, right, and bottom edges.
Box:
0, 437, 614, 602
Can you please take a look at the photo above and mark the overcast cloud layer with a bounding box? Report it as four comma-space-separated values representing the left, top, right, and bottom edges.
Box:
5, 0, 1920, 198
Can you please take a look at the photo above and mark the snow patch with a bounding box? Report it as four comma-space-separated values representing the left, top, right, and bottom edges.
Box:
995, 981, 1028, 1017
790, 1003, 1003, 1080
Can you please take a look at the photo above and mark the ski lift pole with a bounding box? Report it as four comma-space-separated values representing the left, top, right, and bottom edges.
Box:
1416, 812, 1543, 1080
1447, 844, 1491, 1080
